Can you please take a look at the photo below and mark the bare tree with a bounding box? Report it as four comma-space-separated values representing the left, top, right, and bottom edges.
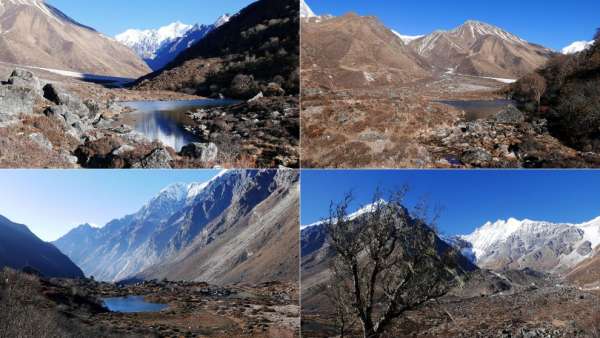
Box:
326, 188, 460, 338
518, 72, 547, 110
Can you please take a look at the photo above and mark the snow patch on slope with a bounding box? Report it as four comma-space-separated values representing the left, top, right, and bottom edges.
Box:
391, 30, 424, 44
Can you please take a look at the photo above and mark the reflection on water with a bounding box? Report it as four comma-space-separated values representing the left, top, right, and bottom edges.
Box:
122, 99, 238, 151
102, 296, 167, 313
436, 99, 516, 122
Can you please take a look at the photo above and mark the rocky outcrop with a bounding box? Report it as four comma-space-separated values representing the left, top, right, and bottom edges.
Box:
185, 96, 299, 167
426, 105, 600, 168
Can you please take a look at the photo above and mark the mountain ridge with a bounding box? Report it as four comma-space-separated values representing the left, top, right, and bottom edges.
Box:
0, 214, 84, 278
54, 170, 299, 285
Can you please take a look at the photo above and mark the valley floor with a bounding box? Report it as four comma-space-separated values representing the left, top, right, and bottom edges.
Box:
301, 70, 600, 168
0, 268, 299, 337
301, 270, 600, 337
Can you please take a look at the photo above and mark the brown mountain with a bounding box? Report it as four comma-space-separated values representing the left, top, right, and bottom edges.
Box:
409, 20, 553, 79
0, 0, 150, 77
301, 13, 430, 90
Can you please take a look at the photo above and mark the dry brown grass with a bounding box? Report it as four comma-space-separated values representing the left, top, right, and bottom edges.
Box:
0, 116, 78, 168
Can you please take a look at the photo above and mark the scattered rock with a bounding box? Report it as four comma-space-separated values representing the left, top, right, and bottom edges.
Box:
112, 144, 135, 156
230, 74, 260, 99
248, 91, 264, 102
7, 69, 42, 95
133, 148, 172, 169
461, 148, 492, 166
180, 142, 219, 162
495, 105, 526, 124
42, 83, 90, 118
28, 133, 53, 150
0, 85, 36, 115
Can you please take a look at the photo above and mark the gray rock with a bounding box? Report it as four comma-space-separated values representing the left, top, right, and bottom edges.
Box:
461, 148, 492, 166
28, 132, 53, 150
42, 83, 90, 118
230, 74, 259, 99
576, 241, 592, 256
0, 85, 36, 115
7, 69, 42, 95
112, 144, 135, 156
133, 148, 172, 169
495, 105, 525, 124
180, 142, 219, 162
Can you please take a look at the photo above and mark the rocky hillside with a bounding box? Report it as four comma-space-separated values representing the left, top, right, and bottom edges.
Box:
510, 30, 600, 153
454, 217, 600, 274
135, 0, 299, 100
54, 170, 299, 285
0, 0, 150, 77
408, 20, 553, 79
301, 13, 430, 90
0, 215, 84, 278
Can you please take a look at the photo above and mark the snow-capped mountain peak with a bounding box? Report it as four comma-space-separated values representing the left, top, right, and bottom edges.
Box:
300, 0, 316, 18
461, 218, 537, 260
115, 21, 193, 59
562, 40, 595, 54
457, 216, 600, 273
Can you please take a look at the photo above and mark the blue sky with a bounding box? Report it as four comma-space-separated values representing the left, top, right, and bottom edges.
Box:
0, 170, 220, 241
46, 0, 256, 36
301, 170, 600, 236
307, 0, 599, 50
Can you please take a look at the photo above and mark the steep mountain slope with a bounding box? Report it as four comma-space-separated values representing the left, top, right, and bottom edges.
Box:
0, 0, 150, 77
457, 217, 600, 274
54, 170, 299, 285
136, 170, 299, 284
116, 15, 231, 71
0, 215, 83, 278
409, 20, 553, 78
301, 13, 430, 90
135, 0, 299, 100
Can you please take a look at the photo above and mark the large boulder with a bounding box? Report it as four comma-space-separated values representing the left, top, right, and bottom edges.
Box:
180, 142, 219, 163
7, 69, 42, 95
495, 105, 526, 124
0, 85, 36, 116
42, 84, 90, 119
133, 148, 172, 169
229, 74, 260, 99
